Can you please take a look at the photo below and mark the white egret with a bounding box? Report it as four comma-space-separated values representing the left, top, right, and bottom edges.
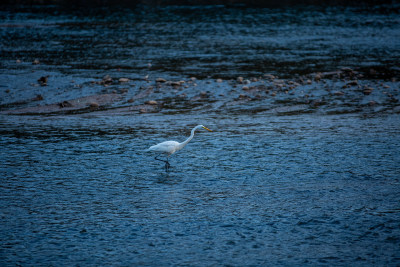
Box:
147, 125, 212, 171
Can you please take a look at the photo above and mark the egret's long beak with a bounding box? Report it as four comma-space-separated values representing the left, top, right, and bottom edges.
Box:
202, 126, 213, 132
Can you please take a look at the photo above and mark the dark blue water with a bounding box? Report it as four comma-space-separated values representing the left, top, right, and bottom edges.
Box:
1, 113, 399, 265
1, 3, 400, 266
1, 4, 400, 80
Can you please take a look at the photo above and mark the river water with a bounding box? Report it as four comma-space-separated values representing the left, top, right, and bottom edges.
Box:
1, 3, 400, 266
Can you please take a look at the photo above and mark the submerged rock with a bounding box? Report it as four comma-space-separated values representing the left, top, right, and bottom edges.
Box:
264, 74, 275, 80
59, 101, 74, 108
95, 75, 113, 85
346, 80, 359, 87
102, 75, 113, 85
38, 76, 48, 86
363, 87, 374, 95
156, 78, 167, 83
169, 81, 182, 86
333, 91, 345, 96
119, 78, 129, 83
145, 100, 158, 105
32, 94, 44, 101
243, 79, 251, 85
88, 102, 99, 109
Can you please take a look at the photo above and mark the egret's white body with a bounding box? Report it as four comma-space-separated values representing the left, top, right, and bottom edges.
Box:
148, 140, 182, 156
147, 125, 212, 171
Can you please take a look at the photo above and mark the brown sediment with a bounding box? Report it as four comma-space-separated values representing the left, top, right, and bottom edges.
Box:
2, 93, 123, 115
88, 103, 160, 115
127, 86, 154, 103
1, 68, 399, 116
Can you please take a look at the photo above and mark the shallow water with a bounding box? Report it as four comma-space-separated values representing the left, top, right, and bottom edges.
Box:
1, 3, 400, 266
1, 113, 400, 265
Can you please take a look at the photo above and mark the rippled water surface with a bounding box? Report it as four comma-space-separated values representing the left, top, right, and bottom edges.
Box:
1, 113, 400, 265
1, 3, 400, 266
1, 4, 400, 79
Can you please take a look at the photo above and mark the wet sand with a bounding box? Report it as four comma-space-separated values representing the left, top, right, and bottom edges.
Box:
1, 68, 399, 116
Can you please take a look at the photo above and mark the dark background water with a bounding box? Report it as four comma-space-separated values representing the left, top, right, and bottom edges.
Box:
1, 3, 400, 79
1, 2, 400, 266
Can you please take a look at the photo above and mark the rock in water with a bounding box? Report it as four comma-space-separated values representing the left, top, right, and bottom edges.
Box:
102, 75, 113, 85
156, 78, 167, 83
145, 100, 158, 105
363, 87, 374, 95
38, 76, 48, 86
119, 78, 129, 83
89, 102, 99, 109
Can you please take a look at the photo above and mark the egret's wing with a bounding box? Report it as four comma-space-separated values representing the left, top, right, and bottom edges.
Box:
148, 141, 180, 153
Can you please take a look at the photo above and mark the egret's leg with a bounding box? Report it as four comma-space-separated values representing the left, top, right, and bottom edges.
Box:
155, 154, 171, 171
166, 157, 171, 171
155, 154, 167, 164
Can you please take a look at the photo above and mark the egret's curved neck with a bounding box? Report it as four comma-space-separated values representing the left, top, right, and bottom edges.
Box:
177, 127, 197, 150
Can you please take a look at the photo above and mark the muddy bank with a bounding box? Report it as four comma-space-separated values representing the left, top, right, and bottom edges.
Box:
1, 68, 399, 116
